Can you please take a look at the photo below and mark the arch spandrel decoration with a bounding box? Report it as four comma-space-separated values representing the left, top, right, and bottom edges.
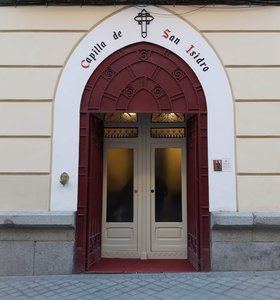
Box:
81, 44, 206, 113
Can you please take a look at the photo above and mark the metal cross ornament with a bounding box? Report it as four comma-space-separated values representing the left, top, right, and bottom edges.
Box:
134, 9, 154, 38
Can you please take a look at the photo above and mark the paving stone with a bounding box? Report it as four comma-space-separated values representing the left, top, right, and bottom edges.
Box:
0, 271, 280, 299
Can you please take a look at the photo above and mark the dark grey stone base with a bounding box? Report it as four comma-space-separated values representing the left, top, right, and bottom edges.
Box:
0, 212, 75, 276
211, 212, 280, 271
1, 211, 280, 275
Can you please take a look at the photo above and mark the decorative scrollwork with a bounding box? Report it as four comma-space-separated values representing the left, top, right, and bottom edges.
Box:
101, 66, 116, 81
89, 233, 101, 252
152, 113, 185, 123
188, 234, 198, 253
172, 67, 186, 81
151, 84, 165, 99
138, 49, 151, 61
104, 128, 138, 138
104, 113, 137, 123
122, 84, 135, 98
150, 128, 185, 138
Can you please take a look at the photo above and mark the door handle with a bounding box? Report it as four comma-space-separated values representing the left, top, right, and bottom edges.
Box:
151, 189, 155, 193
134, 189, 138, 193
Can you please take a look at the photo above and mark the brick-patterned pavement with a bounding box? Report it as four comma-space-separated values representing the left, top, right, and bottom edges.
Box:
0, 271, 280, 299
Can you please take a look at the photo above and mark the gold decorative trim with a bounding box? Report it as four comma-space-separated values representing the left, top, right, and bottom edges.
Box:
104, 127, 138, 138
151, 113, 185, 123
150, 127, 185, 138
104, 113, 137, 123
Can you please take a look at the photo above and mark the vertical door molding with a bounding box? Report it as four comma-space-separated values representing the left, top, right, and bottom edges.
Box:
76, 114, 103, 271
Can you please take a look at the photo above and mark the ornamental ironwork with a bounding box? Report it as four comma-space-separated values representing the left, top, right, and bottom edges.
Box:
104, 113, 137, 122
152, 113, 185, 123
104, 127, 138, 138
150, 127, 186, 138
134, 9, 154, 38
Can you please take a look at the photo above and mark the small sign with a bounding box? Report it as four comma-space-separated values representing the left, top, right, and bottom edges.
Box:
213, 158, 232, 172
213, 160, 222, 172
222, 158, 232, 172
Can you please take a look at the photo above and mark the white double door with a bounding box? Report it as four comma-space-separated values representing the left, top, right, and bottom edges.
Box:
102, 127, 187, 259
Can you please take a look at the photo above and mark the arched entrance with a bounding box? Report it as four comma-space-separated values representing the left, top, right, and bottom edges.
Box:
76, 42, 210, 272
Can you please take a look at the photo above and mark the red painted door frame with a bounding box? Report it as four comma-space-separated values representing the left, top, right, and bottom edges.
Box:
76, 113, 104, 272
187, 113, 210, 271
76, 42, 210, 272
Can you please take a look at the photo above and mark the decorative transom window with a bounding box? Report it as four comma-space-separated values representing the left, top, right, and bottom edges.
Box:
104, 113, 185, 123
104, 113, 137, 123
150, 128, 185, 138
104, 128, 138, 138
151, 113, 185, 123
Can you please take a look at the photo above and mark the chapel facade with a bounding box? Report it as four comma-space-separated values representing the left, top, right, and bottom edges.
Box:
0, 1, 280, 275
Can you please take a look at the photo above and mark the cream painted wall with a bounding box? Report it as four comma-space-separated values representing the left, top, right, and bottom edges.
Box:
0, 5, 279, 211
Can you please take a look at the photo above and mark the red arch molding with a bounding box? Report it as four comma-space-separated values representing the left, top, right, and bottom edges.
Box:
76, 42, 210, 272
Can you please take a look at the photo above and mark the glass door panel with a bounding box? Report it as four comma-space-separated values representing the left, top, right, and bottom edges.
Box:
102, 144, 138, 258
155, 148, 182, 222
106, 148, 133, 222
150, 144, 187, 258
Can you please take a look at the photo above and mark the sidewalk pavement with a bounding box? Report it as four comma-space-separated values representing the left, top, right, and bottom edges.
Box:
0, 271, 280, 299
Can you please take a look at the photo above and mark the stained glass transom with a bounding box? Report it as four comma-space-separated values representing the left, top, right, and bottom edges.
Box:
104, 113, 137, 123
104, 128, 138, 138
151, 113, 185, 123
151, 128, 185, 138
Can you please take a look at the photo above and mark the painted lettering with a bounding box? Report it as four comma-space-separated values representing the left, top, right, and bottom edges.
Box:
81, 41, 107, 69
81, 60, 90, 69
113, 30, 122, 40
94, 45, 100, 53
174, 38, 180, 45
89, 53, 96, 60
186, 44, 195, 53
197, 58, 205, 64
186, 44, 210, 73
162, 29, 180, 45
169, 35, 175, 42
162, 29, 171, 39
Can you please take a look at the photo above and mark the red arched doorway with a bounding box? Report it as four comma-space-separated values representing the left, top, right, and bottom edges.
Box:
76, 42, 210, 272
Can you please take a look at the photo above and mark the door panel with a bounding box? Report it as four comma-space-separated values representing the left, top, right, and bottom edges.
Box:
149, 143, 187, 258
102, 143, 139, 258
187, 115, 199, 270
197, 113, 210, 271
87, 115, 104, 270
106, 148, 134, 223
187, 114, 210, 271
101, 123, 189, 260
154, 147, 182, 223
